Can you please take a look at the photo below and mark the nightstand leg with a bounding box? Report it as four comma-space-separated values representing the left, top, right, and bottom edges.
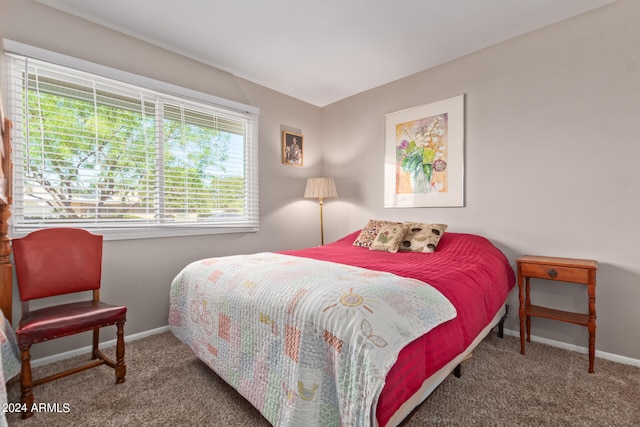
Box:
588, 324, 596, 373
588, 272, 596, 373
525, 277, 531, 343
518, 272, 525, 354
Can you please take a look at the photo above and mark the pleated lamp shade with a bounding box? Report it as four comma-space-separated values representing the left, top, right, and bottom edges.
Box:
304, 177, 338, 200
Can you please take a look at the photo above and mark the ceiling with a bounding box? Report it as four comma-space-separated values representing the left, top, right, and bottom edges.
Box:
36, 0, 617, 107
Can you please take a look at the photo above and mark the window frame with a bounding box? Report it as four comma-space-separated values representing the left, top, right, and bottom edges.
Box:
2, 40, 260, 241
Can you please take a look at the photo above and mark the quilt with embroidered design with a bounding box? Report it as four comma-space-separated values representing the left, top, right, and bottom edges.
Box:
169, 252, 456, 426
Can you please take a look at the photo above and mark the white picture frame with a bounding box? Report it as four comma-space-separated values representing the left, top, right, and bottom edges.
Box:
384, 94, 465, 208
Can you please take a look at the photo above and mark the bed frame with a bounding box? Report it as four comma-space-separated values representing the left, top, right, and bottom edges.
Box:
453, 305, 507, 376
388, 304, 508, 425
1, 117, 13, 323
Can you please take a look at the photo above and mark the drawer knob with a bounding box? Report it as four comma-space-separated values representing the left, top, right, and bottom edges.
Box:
548, 268, 558, 278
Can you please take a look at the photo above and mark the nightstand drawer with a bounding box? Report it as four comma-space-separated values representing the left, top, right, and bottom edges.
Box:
520, 263, 589, 284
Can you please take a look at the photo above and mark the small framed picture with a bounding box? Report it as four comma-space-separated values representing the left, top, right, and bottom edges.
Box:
282, 131, 304, 166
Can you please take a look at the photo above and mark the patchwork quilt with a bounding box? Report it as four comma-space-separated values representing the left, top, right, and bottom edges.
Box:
1, 314, 20, 427
169, 253, 456, 426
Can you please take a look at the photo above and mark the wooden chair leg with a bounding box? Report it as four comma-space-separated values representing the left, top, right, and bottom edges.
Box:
115, 321, 126, 384
20, 346, 35, 419
92, 328, 100, 360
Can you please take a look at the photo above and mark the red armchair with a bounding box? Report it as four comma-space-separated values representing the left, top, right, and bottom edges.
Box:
11, 228, 126, 418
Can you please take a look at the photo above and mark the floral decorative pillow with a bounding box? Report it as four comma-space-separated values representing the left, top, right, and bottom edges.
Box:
353, 219, 402, 248
369, 223, 409, 253
399, 223, 448, 253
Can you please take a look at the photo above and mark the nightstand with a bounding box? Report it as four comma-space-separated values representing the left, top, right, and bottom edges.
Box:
516, 255, 598, 373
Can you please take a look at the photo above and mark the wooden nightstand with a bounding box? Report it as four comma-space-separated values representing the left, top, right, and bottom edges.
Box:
517, 255, 598, 373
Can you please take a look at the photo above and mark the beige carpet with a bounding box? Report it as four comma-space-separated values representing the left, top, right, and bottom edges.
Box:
5, 331, 639, 426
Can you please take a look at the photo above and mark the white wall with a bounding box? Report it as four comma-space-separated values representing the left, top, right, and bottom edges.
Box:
321, 0, 640, 361
2, 0, 638, 363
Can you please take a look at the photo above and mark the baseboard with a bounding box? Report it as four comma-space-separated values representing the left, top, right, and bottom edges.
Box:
503, 328, 640, 368
31, 325, 640, 369
31, 325, 171, 368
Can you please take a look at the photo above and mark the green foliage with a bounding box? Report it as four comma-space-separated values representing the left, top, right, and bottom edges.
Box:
24, 89, 245, 222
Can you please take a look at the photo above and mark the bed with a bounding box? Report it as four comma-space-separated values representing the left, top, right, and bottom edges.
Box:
169, 224, 515, 426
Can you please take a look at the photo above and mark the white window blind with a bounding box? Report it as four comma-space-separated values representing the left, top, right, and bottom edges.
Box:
3, 44, 259, 240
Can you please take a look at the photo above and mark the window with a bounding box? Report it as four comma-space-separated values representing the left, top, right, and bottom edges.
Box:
3, 41, 259, 240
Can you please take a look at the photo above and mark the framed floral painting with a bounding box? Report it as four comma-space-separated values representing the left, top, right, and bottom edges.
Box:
384, 95, 465, 207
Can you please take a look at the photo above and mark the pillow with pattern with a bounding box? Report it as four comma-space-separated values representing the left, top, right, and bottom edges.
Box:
369, 223, 409, 253
352, 219, 403, 248
399, 223, 448, 253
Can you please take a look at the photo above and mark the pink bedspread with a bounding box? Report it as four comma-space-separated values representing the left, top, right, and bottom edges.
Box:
280, 230, 515, 426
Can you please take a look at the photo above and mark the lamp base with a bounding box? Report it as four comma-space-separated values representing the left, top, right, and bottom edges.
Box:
319, 199, 325, 245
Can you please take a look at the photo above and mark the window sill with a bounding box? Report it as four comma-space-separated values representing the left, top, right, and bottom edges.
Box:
11, 224, 259, 241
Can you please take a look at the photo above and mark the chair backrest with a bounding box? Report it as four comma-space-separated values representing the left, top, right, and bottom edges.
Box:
12, 228, 103, 301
